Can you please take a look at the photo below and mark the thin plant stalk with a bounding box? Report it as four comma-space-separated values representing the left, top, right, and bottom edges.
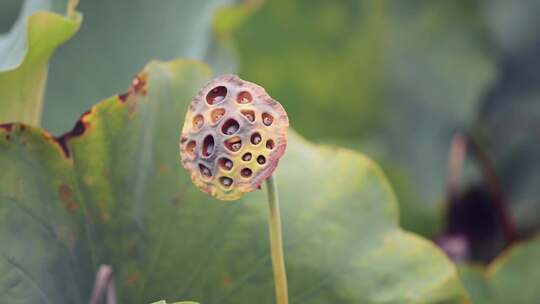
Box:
265, 175, 289, 304
89, 265, 117, 304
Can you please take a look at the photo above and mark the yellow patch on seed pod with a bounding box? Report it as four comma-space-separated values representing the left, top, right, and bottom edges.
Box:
179, 74, 289, 200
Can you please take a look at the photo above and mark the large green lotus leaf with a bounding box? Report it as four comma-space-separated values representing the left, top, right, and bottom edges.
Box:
0, 0, 80, 125
40, 0, 256, 134
0, 60, 466, 303
234, 0, 497, 236
459, 236, 540, 303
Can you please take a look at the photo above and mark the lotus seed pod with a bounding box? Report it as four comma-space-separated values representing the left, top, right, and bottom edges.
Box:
179, 74, 289, 201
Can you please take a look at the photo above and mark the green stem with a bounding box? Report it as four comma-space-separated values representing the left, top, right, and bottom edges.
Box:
265, 175, 289, 304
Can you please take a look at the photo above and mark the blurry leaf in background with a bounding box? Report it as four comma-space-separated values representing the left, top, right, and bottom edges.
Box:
474, 0, 540, 240
482, 0, 540, 56
233, 0, 387, 140
478, 93, 540, 237
459, 236, 540, 303
0, 0, 21, 32
381, 1, 496, 235
0, 0, 80, 125
233, 0, 497, 236
0, 60, 467, 303
18, 0, 259, 134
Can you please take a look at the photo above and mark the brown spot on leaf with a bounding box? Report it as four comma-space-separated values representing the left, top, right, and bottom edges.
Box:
59, 184, 72, 200
0, 123, 13, 132
125, 271, 141, 287
128, 101, 138, 117
118, 92, 129, 103
118, 72, 148, 117
131, 73, 148, 96
159, 164, 170, 175
223, 276, 233, 288
66, 201, 80, 214
59, 184, 79, 213
55, 109, 93, 158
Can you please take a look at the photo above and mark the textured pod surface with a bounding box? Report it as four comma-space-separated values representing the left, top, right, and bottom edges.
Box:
179, 74, 289, 200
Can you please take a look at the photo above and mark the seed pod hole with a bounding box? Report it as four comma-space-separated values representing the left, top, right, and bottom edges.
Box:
262, 113, 274, 126
250, 132, 262, 145
224, 136, 242, 152
242, 152, 252, 162
241, 168, 253, 178
266, 139, 275, 150
221, 118, 240, 135
237, 91, 253, 104
240, 109, 255, 123
186, 140, 196, 158
219, 176, 233, 188
206, 86, 227, 105
202, 135, 215, 157
211, 108, 226, 123
218, 157, 234, 171
199, 164, 212, 178
193, 114, 204, 130
257, 155, 266, 165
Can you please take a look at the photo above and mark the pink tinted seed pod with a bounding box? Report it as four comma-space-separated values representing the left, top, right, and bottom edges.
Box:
179, 74, 289, 201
